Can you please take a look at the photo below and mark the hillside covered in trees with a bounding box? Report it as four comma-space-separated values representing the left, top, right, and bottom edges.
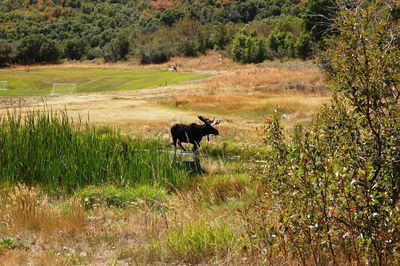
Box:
0, 0, 332, 65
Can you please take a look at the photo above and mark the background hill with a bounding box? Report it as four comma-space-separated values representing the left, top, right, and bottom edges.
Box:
0, 0, 327, 65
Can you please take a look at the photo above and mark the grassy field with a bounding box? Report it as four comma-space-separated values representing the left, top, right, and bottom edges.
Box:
0, 67, 208, 96
0, 58, 335, 265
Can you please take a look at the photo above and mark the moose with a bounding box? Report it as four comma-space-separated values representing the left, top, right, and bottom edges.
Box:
171, 116, 221, 152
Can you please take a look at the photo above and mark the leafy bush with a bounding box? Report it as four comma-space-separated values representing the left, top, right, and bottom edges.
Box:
266, 29, 296, 58
0, 41, 14, 66
294, 33, 312, 59
103, 34, 130, 62
232, 31, 266, 63
64, 39, 86, 60
252, 2, 400, 264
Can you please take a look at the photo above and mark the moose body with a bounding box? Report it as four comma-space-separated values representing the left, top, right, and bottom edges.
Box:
171, 116, 220, 152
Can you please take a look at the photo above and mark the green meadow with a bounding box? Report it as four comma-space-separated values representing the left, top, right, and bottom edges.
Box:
0, 67, 208, 96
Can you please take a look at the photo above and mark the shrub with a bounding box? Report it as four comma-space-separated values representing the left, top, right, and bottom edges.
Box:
103, 34, 130, 62
255, 2, 400, 264
294, 33, 312, 59
64, 39, 86, 60
232, 31, 266, 63
38, 40, 61, 63
16, 35, 44, 64
0, 41, 14, 66
0, 237, 16, 249
266, 29, 296, 58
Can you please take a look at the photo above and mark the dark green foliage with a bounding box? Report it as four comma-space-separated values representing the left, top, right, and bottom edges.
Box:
15, 36, 61, 64
174, 19, 208, 57
64, 39, 86, 60
0, 41, 14, 66
103, 34, 130, 62
38, 40, 61, 63
16, 35, 44, 64
232, 26, 312, 63
304, 0, 338, 41
0, 0, 310, 65
134, 28, 175, 64
266, 29, 295, 58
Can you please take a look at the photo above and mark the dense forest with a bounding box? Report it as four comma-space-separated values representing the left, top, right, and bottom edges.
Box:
0, 0, 335, 65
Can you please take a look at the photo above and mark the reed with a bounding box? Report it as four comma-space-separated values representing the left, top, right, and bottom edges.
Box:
0, 108, 190, 192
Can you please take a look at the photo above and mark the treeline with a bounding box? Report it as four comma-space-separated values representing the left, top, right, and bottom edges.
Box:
0, 0, 334, 66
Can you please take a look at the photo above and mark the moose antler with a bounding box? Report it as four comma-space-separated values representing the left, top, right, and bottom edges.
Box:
198, 115, 210, 124
198, 116, 221, 125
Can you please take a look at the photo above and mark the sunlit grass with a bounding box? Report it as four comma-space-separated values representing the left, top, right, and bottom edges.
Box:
0, 108, 191, 192
0, 67, 208, 96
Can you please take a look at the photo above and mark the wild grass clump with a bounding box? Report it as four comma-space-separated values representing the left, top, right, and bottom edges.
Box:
0, 109, 190, 192
4, 184, 85, 234
163, 222, 238, 263
76, 185, 168, 209
199, 173, 251, 203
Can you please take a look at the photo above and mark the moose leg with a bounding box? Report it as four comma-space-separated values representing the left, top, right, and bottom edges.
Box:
178, 140, 186, 151
172, 137, 177, 148
192, 141, 200, 152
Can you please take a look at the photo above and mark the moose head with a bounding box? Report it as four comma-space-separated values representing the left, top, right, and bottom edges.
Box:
171, 116, 221, 152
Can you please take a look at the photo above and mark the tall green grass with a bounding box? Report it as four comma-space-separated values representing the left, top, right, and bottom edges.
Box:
0, 109, 190, 192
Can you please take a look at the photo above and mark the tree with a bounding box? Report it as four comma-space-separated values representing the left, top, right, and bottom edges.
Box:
16, 35, 44, 64
103, 34, 130, 62
174, 19, 207, 57
39, 40, 61, 63
327, 0, 400, 208
258, 1, 400, 264
294, 33, 312, 59
232, 30, 266, 63
304, 0, 338, 41
64, 39, 85, 60
0, 41, 14, 66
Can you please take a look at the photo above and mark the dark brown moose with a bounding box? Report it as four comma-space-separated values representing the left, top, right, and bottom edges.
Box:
171, 116, 221, 152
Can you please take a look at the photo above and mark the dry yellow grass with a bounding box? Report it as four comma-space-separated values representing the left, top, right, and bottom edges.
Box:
2, 184, 85, 235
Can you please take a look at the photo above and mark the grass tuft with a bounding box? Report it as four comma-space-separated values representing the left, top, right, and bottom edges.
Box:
163, 222, 238, 263
76, 185, 168, 209
200, 174, 251, 203
4, 184, 85, 234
